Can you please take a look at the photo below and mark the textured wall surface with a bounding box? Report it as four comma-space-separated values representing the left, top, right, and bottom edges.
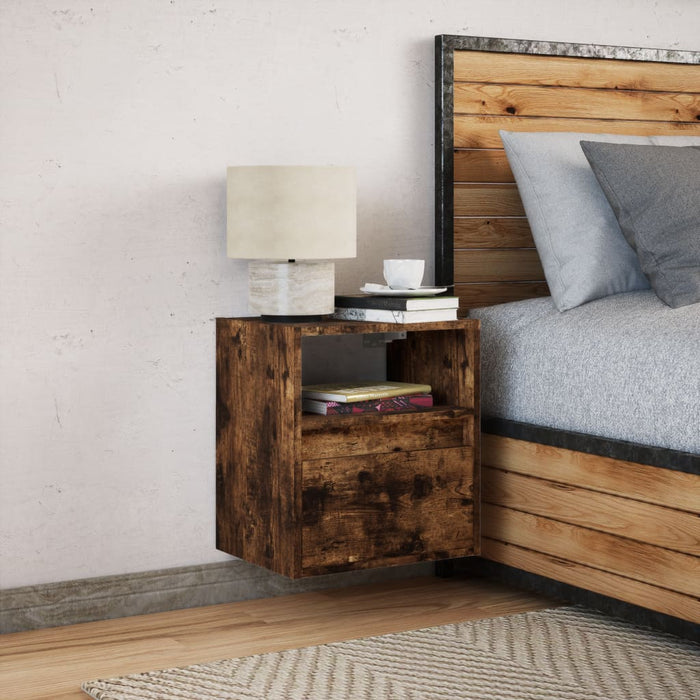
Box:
1, 0, 698, 588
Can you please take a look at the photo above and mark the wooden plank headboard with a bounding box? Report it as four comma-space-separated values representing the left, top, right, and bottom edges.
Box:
434, 36, 700, 313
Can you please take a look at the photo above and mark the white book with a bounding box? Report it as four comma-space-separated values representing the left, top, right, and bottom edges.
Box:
333, 307, 457, 323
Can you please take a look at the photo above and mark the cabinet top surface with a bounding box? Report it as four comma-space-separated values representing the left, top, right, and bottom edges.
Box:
217, 316, 478, 335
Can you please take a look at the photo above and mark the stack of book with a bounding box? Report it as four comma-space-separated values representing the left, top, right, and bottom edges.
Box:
301, 380, 433, 415
333, 294, 459, 323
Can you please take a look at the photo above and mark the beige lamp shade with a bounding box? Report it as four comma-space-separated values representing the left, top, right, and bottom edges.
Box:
226, 166, 356, 260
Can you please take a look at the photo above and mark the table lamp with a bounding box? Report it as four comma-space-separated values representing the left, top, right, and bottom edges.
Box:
227, 165, 356, 320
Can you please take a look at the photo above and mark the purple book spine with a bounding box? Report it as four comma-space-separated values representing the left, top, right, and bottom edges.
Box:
324, 394, 433, 415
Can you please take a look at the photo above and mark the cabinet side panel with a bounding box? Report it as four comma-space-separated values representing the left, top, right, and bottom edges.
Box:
216, 320, 300, 577
216, 319, 240, 557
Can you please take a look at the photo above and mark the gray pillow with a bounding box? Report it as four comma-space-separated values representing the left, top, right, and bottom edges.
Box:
580, 141, 700, 309
500, 131, 700, 311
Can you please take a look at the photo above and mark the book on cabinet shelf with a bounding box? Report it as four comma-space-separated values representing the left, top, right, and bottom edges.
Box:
333, 307, 457, 323
334, 294, 459, 311
301, 381, 432, 404
302, 393, 433, 415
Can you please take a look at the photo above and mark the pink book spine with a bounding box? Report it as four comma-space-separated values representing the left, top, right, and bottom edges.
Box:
324, 394, 433, 415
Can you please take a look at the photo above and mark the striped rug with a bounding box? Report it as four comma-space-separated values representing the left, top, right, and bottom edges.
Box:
82, 606, 699, 700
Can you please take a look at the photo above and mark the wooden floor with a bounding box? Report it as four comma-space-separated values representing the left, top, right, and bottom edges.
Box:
0, 575, 553, 700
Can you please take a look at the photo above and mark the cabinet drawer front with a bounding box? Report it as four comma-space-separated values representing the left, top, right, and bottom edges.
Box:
301, 447, 475, 574
301, 409, 473, 460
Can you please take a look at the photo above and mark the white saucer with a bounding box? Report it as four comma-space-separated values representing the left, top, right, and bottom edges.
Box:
360, 284, 448, 297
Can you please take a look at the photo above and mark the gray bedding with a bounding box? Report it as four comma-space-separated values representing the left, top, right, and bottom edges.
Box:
469, 291, 700, 454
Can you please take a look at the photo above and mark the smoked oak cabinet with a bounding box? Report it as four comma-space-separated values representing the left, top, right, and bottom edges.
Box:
216, 317, 480, 578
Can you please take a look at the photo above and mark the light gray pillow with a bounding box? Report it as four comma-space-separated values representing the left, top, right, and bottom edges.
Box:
581, 141, 700, 309
499, 131, 700, 311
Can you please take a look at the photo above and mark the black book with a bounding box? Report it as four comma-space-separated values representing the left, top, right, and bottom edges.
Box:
335, 294, 459, 311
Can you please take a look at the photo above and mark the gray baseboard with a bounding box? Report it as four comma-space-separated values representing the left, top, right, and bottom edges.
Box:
0, 559, 433, 634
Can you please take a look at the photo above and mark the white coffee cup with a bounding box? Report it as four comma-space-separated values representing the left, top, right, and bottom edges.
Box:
383, 259, 425, 289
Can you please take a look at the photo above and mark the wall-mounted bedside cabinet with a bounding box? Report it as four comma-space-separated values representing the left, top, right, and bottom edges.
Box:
216, 317, 479, 578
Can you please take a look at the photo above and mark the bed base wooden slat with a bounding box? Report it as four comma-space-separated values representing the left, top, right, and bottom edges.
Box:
457, 553, 700, 641
480, 540, 700, 627
481, 432, 700, 627
482, 468, 699, 556
483, 503, 697, 600
483, 433, 699, 511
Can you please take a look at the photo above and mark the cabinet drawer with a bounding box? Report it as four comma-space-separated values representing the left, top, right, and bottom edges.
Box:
301, 408, 473, 460
301, 446, 475, 575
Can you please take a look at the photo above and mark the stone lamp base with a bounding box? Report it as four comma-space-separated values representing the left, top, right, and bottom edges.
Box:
248, 260, 336, 318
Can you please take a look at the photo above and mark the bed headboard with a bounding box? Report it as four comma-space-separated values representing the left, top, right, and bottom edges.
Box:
435, 35, 700, 313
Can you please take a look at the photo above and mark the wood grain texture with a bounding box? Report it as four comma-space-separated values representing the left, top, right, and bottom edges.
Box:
482, 504, 699, 598
302, 410, 473, 460
481, 539, 700, 623
454, 183, 525, 216
387, 325, 481, 548
386, 326, 479, 410
453, 115, 700, 149
482, 434, 700, 513
216, 319, 301, 577
454, 217, 533, 249
217, 318, 480, 578
0, 577, 553, 700
454, 82, 700, 122
295, 319, 471, 336
302, 448, 475, 574
455, 249, 544, 283
453, 50, 700, 92
455, 282, 550, 311
482, 466, 700, 555
454, 149, 514, 182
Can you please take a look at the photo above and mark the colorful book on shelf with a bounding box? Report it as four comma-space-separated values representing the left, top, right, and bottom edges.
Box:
333, 307, 457, 323
335, 294, 459, 311
301, 381, 432, 403
303, 393, 433, 415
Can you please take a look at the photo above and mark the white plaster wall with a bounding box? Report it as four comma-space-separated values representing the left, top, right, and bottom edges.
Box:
1, 0, 697, 588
